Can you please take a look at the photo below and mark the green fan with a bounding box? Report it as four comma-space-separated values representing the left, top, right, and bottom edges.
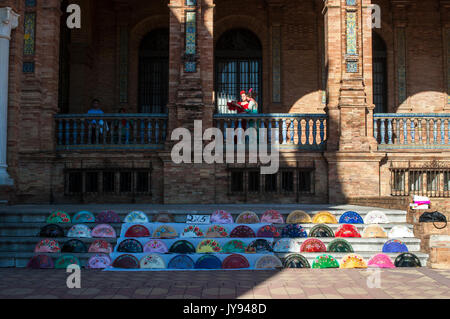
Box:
327, 239, 354, 253
312, 254, 339, 269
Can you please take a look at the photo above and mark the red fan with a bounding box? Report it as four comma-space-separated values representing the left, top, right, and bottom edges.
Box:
300, 238, 327, 253
222, 254, 250, 269
230, 225, 256, 238
335, 224, 361, 238
125, 225, 151, 238
112, 254, 140, 269
256, 225, 281, 238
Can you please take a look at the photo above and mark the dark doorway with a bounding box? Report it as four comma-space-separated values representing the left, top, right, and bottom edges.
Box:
373, 32, 388, 114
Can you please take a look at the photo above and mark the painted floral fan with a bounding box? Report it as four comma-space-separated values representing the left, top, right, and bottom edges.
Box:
246, 239, 273, 253
309, 224, 335, 238
340, 254, 368, 269
281, 224, 307, 238
67, 224, 92, 238
153, 225, 178, 239
388, 225, 415, 238
272, 238, 301, 253
335, 224, 361, 238
140, 254, 166, 269
62, 239, 87, 253
236, 211, 260, 224
339, 211, 364, 224
362, 224, 387, 238
300, 238, 327, 253
382, 239, 408, 253
195, 255, 223, 269
364, 210, 389, 224
27, 255, 54, 269
55, 255, 80, 269
34, 239, 61, 253
222, 240, 246, 253
206, 225, 229, 238
286, 210, 312, 224
92, 224, 116, 238
124, 211, 149, 224
169, 240, 196, 254
117, 239, 144, 253
256, 225, 281, 238
327, 239, 354, 253
211, 210, 234, 224
255, 255, 283, 269
39, 224, 64, 238
72, 211, 96, 223
368, 254, 395, 269
112, 254, 140, 269
197, 239, 222, 253
222, 254, 250, 269
182, 225, 205, 238
88, 239, 113, 253
312, 211, 338, 224
88, 254, 111, 269
168, 255, 195, 270
312, 254, 340, 269
143, 240, 169, 253
283, 254, 311, 269
153, 212, 174, 223
47, 211, 71, 224
96, 211, 121, 223
394, 253, 421, 268
125, 225, 151, 238
230, 225, 256, 238
261, 210, 285, 224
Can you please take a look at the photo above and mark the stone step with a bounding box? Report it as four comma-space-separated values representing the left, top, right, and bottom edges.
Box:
0, 236, 422, 253
0, 251, 429, 269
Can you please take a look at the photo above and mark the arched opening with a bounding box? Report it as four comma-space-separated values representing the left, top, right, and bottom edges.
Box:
139, 28, 169, 113
373, 32, 388, 114
215, 28, 263, 113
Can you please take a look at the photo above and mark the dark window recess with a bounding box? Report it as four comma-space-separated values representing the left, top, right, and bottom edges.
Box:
265, 174, 277, 193
281, 171, 294, 192
373, 32, 388, 114
85, 172, 98, 193
68, 172, 82, 194
445, 172, 450, 192
231, 171, 244, 193
120, 172, 133, 193
248, 171, 260, 193
136, 172, 149, 193
299, 170, 312, 193
103, 172, 115, 193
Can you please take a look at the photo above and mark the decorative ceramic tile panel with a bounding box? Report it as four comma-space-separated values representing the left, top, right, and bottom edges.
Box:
23, 12, 36, 56
346, 61, 358, 73
447, 28, 450, 105
396, 27, 407, 104
185, 10, 197, 73
346, 0, 357, 5
119, 27, 129, 103
272, 25, 281, 103
25, 0, 36, 7
186, 0, 197, 5
346, 11, 357, 56
23, 62, 35, 73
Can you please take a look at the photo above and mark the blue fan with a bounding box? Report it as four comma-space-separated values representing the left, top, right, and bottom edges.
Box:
382, 239, 409, 253
168, 255, 195, 269
339, 211, 364, 224
281, 224, 308, 238
195, 255, 222, 269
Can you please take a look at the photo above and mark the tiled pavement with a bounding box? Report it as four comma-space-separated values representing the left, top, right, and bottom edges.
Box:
0, 268, 450, 299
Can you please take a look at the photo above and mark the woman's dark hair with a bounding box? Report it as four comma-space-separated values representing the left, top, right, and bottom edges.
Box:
91, 98, 100, 105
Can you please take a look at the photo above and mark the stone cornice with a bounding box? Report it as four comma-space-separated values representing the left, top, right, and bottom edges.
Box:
0, 7, 19, 40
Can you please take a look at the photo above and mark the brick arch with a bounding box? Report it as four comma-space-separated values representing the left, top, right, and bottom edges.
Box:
129, 15, 169, 112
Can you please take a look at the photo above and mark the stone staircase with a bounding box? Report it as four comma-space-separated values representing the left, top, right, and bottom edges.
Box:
0, 204, 429, 268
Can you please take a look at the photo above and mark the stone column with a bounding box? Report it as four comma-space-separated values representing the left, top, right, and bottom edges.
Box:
0, 7, 19, 186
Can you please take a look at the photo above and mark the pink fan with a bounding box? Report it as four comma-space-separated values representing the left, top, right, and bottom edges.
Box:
91, 224, 117, 238
88, 239, 113, 253
211, 210, 234, 224
143, 239, 169, 253
368, 254, 396, 269
88, 254, 112, 269
261, 210, 284, 224
34, 239, 61, 253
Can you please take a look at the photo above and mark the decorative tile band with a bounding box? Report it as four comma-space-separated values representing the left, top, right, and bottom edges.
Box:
272, 25, 281, 103
186, 0, 197, 5
396, 27, 407, 104
447, 28, 450, 105
23, 62, 35, 73
346, 61, 358, 73
119, 27, 129, 103
346, 0, 357, 5
185, 10, 197, 73
346, 11, 357, 56
23, 12, 36, 56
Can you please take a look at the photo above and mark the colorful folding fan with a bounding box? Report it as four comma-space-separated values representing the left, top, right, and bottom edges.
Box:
312, 254, 340, 269
236, 211, 260, 224
246, 239, 273, 253
153, 225, 178, 239
196, 239, 222, 253
117, 239, 144, 253
47, 211, 71, 224
340, 254, 367, 269
62, 239, 87, 253
261, 210, 284, 224
91, 224, 116, 238
327, 239, 354, 253
34, 239, 61, 253
88, 239, 113, 253
339, 211, 364, 224
87, 254, 111, 269
195, 255, 222, 269
222, 240, 246, 253
362, 224, 387, 238
286, 210, 312, 224
222, 254, 250, 269
169, 240, 196, 254
272, 238, 301, 253
335, 224, 361, 238
394, 253, 421, 268
255, 255, 283, 269
388, 225, 415, 238
143, 240, 169, 253
364, 210, 389, 224
96, 211, 121, 223
27, 255, 54, 269
206, 225, 228, 238
256, 225, 281, 238
281, 224, 307, 238
39, 224, 64, 238
211, 210, 234, 224
55, 255, 81, 269
181, 225, 205, 238
283, 254, 311, 269
168, 255, 195, 270
309, 224, 335, 238
312, 211, 338, 224
67, 224, 92, 238
300, 238, 327, 253
72, 211, 96, 223
124, 211, 149, 224
230, 225, 256, 238
140, 254, 166, 269
112, 254, 140, 269
382, 239, 409, 253
368, 254, 395, 269
125, 224, 151, 238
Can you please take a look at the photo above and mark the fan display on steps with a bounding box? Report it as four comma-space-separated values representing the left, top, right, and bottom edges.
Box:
388, 225, 415, 238
89, 239, 113, 253
196, 239, 222, 253
327, 239, 354, 253
117, 239, 144, 253
230, 225, 256, 238
67, 224, 92, 238
236, 212, 260, 224
312, 211, 338, 224
283, 254, 311, 269
272, 238, 301, 253
211, 210, 234, 224
261, 210, 284, 224
72, 211, 96, 223
34, 239, 61, 253
309, 224, 335, 238
168, 255, 195, 269
62, 239, 88, 253
55, 255, 80, 269
312, 254, 340, 269
143, 240, 169, 253
39, 224, 64, 238
222, 240, 246, 253
255, 255, 283, 269
340, 254, 367, 269
112, 254, 140, 269
281, 224, 307, 238
182, 225, 205, 238
153, 225, 178, 239
169, 240, 196, 254
27, 255, 54, 269
339, 211, 364, 224
140, 254, 166, 269
153, 212, 174, 223
195, 255, 223, 269
364, 210, 389, 224
246, 239, 273, 253
46, 211, 71, 224
362, 224, 388, 238
368, 254, 396, 269
286, 210, 312, 224
394, 253, 422, 268
125, 225, 151, 238
87, 254, 111, 269
206, 225, 228, 238
222, 254, 250, 269
256, 225, 280, 238
335, 224, 361, 238
96, 211, 121, 224
91, 224, 116, 238
382, 239, 409, 253
300, 238, 327, 253
124, 211, 149, 224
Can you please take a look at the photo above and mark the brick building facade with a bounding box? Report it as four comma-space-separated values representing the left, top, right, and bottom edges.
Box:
0, 0, 450, 206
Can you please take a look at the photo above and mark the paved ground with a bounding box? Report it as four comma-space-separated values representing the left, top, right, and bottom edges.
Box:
0, 268, 449, 299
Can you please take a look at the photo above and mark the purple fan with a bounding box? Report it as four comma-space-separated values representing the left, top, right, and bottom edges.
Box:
382, 239, 409, 253
96, 211, 121, 223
